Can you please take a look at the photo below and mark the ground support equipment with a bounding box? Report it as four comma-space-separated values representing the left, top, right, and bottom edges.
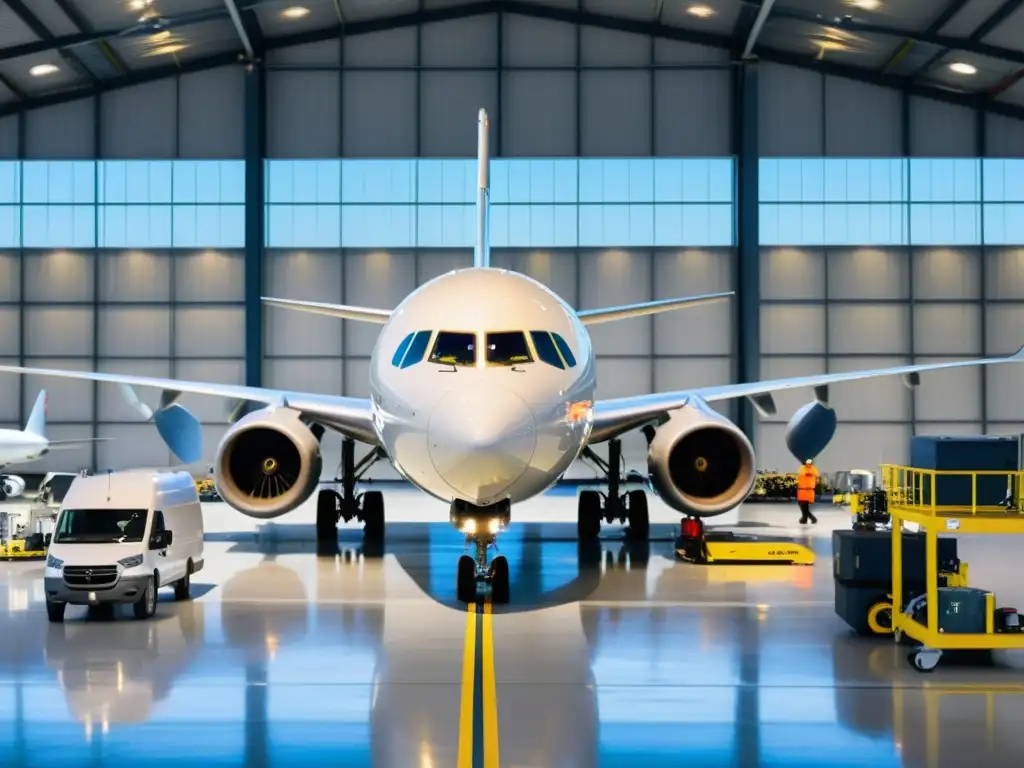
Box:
674, 516, 815, 565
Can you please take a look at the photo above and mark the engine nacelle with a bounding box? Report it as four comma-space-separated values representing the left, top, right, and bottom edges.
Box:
647, 401, 756, 517
213, 407, 323, 519
0, 474, 25, 499
785, 401, 837, 463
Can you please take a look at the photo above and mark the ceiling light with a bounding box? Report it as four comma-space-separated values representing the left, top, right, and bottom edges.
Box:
949, 61, 977, 75
29, 64, 59, 77
281, 6, 310, 18
148, 44, 186, 56
686, 4, 715, 18
848, 0, 881, 9
129, 0, 153, 9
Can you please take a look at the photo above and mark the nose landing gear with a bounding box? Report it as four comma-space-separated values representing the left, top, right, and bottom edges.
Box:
452, 500, 511, 604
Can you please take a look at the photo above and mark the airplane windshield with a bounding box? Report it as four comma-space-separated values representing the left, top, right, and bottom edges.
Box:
429, 332, 477, 367
54, 509, 149, 544
486, 332, 533, 367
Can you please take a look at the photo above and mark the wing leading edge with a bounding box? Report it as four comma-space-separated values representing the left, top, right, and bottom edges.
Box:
589, 344, 1024, 443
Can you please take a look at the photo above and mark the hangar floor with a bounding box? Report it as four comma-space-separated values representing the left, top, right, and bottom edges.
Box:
1, 489, 1024, 767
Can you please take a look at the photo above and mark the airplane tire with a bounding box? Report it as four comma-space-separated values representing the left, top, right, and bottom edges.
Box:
316, 490, 339, 543
362, 491, 385, 541
457, 555, 477, 604
577, 490, 602, 540
491, 555, 510, 604
626, 490, 650, 540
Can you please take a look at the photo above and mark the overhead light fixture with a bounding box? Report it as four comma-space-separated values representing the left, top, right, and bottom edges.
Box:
949, 61, 977, 75
29, 64, 59, 77
129, 0, 153, 9
848, 0, 881, 9
281, 6, 310, 18
686, 4, 716, 18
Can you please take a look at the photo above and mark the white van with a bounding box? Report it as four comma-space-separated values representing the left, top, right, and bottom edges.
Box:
43, 470, 205, 622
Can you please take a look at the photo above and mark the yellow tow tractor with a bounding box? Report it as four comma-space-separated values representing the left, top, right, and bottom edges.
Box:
675, 516, 816, 566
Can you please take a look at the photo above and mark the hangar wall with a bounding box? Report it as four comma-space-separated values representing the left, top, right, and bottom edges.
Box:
1, 15, 1024, 478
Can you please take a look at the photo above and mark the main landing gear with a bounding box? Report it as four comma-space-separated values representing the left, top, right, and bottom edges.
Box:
452, 499, 511, 604
316, 438, 388, 545
576, 438, 650, 541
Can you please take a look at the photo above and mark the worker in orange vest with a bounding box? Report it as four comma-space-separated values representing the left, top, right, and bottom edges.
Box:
796, 458, 820, 524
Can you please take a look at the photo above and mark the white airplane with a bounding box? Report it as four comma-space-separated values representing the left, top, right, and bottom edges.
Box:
2, 109, 1023, 603
0, 390, 104, 501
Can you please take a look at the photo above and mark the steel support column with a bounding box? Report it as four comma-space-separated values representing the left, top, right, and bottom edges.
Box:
902, 91, 917, 437
244, 62, 266, 388
977, 107, 988, 434
733, 60, 759, 442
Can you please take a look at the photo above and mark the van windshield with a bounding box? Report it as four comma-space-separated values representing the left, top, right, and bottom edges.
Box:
54, 509, 149, 543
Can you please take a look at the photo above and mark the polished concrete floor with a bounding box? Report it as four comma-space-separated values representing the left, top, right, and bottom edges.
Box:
2, 489, 1024, 767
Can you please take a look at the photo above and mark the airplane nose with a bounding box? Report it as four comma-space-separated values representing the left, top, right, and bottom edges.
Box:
428, 388, 537, 502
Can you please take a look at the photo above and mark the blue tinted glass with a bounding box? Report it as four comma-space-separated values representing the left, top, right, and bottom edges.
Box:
578, 204, 603, 246
490, 204, 509, 247
266, 204, 292, 248
708, 204, 733, 247
845, 160, 871, 202
553, 204, 577, 247
220, 161, 245, 203
530, 160, 556, 203
416, 205, 442, 247
343, 205, 414, 248
392, 333, 415, 367
23, 205, 95, 247
416, 160, 443, 203
267, 161, 293, 203
553, 160, 577, 203
552, 334, 576, 368
173, 161, 197, 203
217, 204, 245, 247
21, 162, 48, 203
656, 159, 684, 203
442, 159, 473, 204
758, 159, 778, 202
530, 205, 556, 247
194, 162, 223, 204
629, 204, 654, 245
100, 162, 125, 204
70, 162, 95, 204
628, 159, 654, 203
758, 204, 779, 245
99, 205, 126, 247
490, 159, 508, 204
655, 204, 683, 246
172, 205, 196, 247
343, 160, 414, 204
602, 160, 629, 203
505, 159, 530, 204
708, 159, 734, 203
530, 331, 564, 369
800, 159, 824, 202
0, 206, 18, 247
442, 204, 473, 247
401, 330, 432, 369
681, 159, 712, 203
578, 160, 603, 203
506, 205, 529, 248
0, 162, 18, 204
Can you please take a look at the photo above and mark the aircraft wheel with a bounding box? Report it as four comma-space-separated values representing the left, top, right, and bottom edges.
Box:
490, 555, 510, 604
45, 599, 65, 623
316, 489, 339, 543
457, 555, 477, 604
626, 490, 650, 540
577, 490, 602, 540
362, 491, 385, 541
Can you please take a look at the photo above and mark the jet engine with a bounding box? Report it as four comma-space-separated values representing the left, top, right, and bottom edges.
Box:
647, 400, 756, 517
213, 408, 323, 519
0, 474, 26, 500
785, 401, 837, 463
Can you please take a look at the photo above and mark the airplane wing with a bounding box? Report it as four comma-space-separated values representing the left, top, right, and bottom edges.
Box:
577, 292, 733, 325
46, 438, 111, 450
262, 297, 391, 323
589, 345, 1024, 443
0, 365, 378, 446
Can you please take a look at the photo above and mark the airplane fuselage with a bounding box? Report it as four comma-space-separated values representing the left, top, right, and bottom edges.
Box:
368, 268, 596, 507
0, 429, 48, 467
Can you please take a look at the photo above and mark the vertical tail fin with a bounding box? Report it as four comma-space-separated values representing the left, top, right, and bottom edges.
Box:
26, 389, 46, 437
474, 108, 491, 268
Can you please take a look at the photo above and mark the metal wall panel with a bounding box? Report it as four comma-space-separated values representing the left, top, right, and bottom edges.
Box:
580, 71, 651, 156
97, 306, 171, 357
829, 305, 910, 355
986, 248, 1024, 299
916, 422, 984, 436
421, 72, 499, 156
344, 27, 417, 67
580, 249, 651, 356
818, 423, 911, 470
758, 63, 823, 156
98, 251, 172, 303
174, 359, 243, 423
24, 307, 93, 356
913, 304, 981, 355
594, 357, 651, 398
173, 307, 244, 357
823, 77, 901, 156
653, 356, 732, 394
580, 25, 648, 66
100, 80, 177, 158
758, 356, 826, 424
96, 359, 171, 421
653, 249, 734, 355
267, 72, 341, 158
760, 247, 825, 300
422, 15, 497, 66
344, 358, 370, 398
0, 253, 19, 302
914, 359, 982, 422
342, 72, 418, 156
490, 250, 577, 305
22, 360, 93, 422
0, 116, 17, 158
264, 251, 344, 357
503, 14, 575, 66
502, 72, 577, 156
913, 248, 981, 300
344, 250, 416, 357
24, 251, 94, 302
760, 305, 826, 355
654, 71, 731, 156
179, 66, 246, 159
985, 303, 1024, 354
417, 249, 473, 281
910, 97, 976, 156
175, 250, 244, 302
987, 113, 1024, 157
988, 364, 1024, 421
96, 423, 171, 470
269, 39, 340, 66
0, 307, 16, 356
263, 357, 344, 396
17, 423, 95, 473
24, 99, 95, 158
653, 39, 729, 65
829, 356, 911, 421
827, 248, 909, 300
0, 358, 19, 421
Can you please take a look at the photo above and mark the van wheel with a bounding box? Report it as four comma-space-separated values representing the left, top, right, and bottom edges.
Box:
174, 564, 192, 601
46, 599, 65, 623
133, 576, 157, 619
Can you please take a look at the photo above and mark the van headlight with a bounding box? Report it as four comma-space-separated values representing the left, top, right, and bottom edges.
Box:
118, 554, 144, 569
46, 554, 63, 570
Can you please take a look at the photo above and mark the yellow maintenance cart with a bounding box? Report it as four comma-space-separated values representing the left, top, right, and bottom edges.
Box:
882, 464, 1024, 672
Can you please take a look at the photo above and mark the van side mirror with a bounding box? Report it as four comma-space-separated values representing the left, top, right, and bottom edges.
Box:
149, 530, 172, 550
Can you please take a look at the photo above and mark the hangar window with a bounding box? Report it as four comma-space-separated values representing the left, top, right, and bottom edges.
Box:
486, 332, 533, 367
429, 332, 476, 367
529, 331, 565, 370
553, 333, 577, 368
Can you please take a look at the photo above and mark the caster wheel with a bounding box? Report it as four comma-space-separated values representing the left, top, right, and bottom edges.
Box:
626, 490, 649, 540
46, 599, 65, 623
577, 490, 602, 540
490, 555, 510, 604
908, 649, 941, 672
457, 555, 477, 604
316, 489, 340, 543
361, 491, 385, 541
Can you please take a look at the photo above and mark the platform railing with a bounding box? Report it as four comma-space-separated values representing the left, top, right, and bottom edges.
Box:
879, 464, 1024, 517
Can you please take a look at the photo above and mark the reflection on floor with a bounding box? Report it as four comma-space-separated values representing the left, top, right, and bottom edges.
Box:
0, 491, 1023, 767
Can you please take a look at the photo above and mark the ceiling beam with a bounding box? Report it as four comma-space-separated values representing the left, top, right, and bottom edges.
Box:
880, 0, 969, 73
4, 0, 1024, 123
732, 3, 760, 55
742, 0, 776, 60
222, 0, 256, 60
0, 71, 25, 100
910, 0, 1024, 79
2, 0, 100, 82
51, 0, 129, 75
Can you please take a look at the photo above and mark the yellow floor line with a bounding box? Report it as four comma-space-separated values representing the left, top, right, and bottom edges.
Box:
482, 600, 500, 768
457, 602, 477, 768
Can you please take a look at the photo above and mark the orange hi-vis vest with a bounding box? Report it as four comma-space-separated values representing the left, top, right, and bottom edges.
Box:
797, 465, 819, 503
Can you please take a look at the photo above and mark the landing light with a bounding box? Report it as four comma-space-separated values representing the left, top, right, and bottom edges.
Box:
462, 519, 477, 535
488, 518, 500, 534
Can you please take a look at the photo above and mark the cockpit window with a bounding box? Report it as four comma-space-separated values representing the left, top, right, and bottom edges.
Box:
486, 332, 533, 367
392, 333, 414, 367
529, 331, 564, 370
552, 333, 577, 368
429, 332, 477, 367
392, 330, 432, 369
